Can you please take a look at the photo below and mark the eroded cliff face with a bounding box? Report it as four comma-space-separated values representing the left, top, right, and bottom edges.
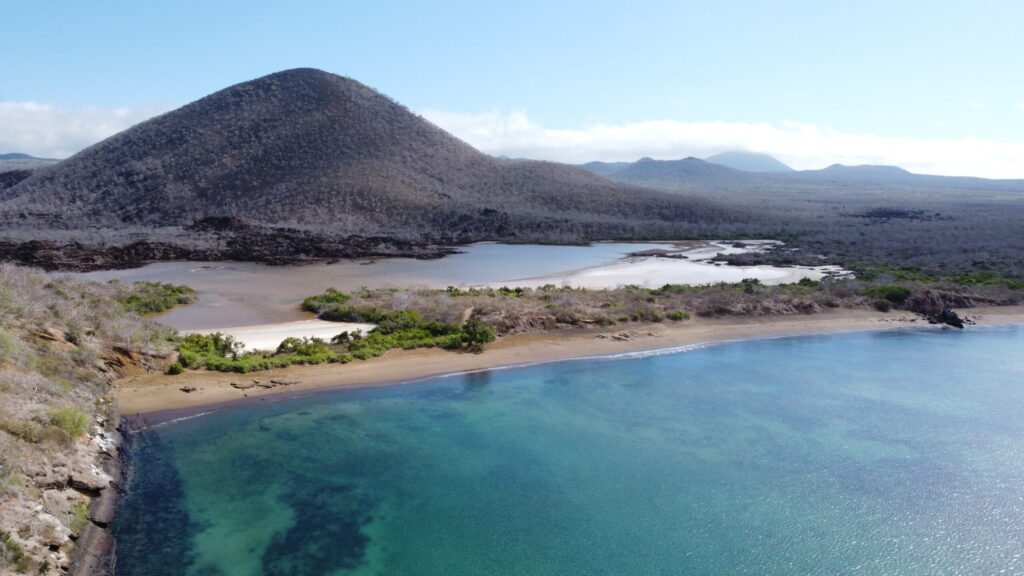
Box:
0, 266, 173, 575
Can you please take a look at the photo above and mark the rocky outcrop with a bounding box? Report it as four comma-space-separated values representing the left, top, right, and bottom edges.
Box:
1, 425, 122, 576
0, 227, 455, 272
902, 289, 976, 328
0, 267, 175, 575
928, 308, 966, 329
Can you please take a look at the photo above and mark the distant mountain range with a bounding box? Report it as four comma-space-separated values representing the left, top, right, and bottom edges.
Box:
0, 153, 61, 174
583, 151, 793, 176
579, 156, 1024, 194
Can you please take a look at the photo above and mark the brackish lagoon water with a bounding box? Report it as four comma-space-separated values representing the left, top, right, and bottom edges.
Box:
78, 241, 829, 331
80, 242, 679, 329
115, 326, 1024, 575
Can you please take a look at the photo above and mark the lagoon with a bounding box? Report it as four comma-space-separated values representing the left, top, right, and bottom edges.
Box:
80, 241, 838, 330
114, 325, 1024, 575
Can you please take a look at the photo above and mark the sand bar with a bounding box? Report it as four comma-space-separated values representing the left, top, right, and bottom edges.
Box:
493, 257, 845, 289
115, 305, 1024, 426
486, 241, 847, 289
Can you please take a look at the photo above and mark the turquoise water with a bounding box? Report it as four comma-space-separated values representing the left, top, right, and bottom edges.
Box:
115, 326, 1024, 575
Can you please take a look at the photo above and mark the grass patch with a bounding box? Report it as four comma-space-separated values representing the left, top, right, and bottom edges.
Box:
0, 420, 41, 444
300, 287, 351, 312
1, 531, 29, 573
667, 310, 690, 321
70, 501, 89, 538
48, 407, 90, 438
861, 285, 912, 305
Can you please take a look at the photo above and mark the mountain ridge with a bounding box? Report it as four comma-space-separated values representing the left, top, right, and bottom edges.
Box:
579, 156, 1024, 192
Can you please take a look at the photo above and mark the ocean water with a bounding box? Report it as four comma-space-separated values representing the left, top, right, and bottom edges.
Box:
114, 326, 1024, 575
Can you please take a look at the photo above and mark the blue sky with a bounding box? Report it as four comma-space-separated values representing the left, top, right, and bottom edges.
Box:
3, 0, 1023, 177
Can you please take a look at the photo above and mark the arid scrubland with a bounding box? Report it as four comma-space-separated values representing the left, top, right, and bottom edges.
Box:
0, 266, 175, 575
303, 279, 1022, 337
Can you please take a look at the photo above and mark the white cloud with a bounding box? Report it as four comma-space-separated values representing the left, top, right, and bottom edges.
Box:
421, 109, 1024, 179
969, 102, 986, 109
4, 101, 1022, 179
0, 101, 167, 159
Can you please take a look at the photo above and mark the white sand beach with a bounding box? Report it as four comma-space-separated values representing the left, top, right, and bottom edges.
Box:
189, 319, 375, 351
490, 242, 847, 289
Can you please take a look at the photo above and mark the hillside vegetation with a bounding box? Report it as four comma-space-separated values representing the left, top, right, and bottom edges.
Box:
1, 69, 1021, 281
0, 69, 751, 270
0, 266, 176, 574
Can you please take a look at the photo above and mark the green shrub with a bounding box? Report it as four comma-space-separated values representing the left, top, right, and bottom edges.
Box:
301, 288, 351, 313
178, 350, 200, 368
862, 286, 911, 305
352, 349, 375, 361
497, 286, 525, 297
0, 420, 40, 443
1, 531, 29, 573
49, 407, 90, 438
738, 278, 762, 294
463, 317, 496, 350
667, 310, 690, 321
874, 299, 892, 312
436, 334, 463, 349
0, 328, 20, 363
70, 501, 89, 537
166, 362, 184, 375
0, 470, 23, 496
0, 285, 13, 311
179, 333, 244, 360
121, 282, 196, 315
319, 305, 383, 323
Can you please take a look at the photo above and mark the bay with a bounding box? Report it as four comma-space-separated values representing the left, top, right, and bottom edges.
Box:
114, 325, 1024, 575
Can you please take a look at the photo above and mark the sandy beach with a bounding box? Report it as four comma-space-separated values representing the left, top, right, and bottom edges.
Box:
115, 305, 1024, 426
486, 241, 847, 289
492, 256, 845, 289
189, 319, 375, 351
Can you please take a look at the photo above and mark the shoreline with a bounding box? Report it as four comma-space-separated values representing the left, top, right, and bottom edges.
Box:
114, 304, 1024, 429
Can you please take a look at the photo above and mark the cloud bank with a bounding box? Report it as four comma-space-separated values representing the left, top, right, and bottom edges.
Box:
422, 109, 1024, 179
3, 101, 1022, 179
0, 101, 167, 159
